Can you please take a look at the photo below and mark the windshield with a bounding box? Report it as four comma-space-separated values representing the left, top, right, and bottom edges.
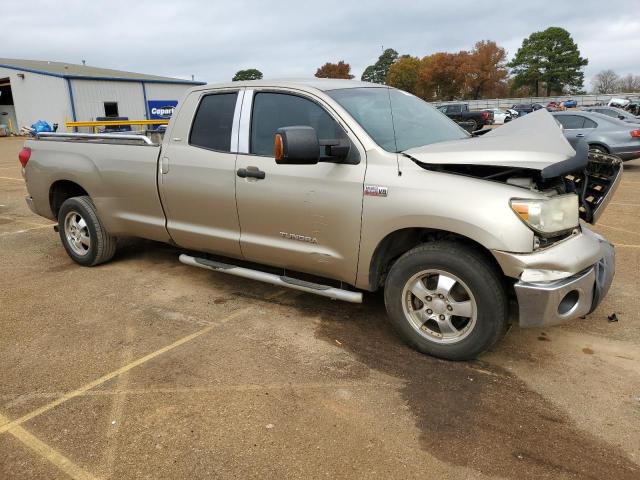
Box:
327, 87, 468, 152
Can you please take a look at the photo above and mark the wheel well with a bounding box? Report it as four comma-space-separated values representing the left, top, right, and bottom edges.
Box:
49, 181, 88, 218
368, 228, 503, 291
588, 143, 609, 153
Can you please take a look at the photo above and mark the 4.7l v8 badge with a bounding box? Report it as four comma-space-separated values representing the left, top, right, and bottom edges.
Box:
364, 185, 388, 197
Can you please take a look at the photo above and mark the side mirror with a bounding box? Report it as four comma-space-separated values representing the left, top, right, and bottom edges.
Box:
619, 115, 625, 120
274, 126, 319, 165
274, 126, 351, 164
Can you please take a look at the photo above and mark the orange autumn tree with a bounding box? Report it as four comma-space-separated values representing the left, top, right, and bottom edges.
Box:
315, 61, 354, 79
466, 40, 508, 99
418, 52, 471, 101
385, 40, 509, 101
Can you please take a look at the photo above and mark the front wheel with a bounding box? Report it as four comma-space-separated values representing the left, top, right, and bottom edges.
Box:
384, 241, 508, 361
58, 196, 117, 266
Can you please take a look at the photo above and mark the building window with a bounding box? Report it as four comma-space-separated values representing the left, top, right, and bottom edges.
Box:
104, 102, 119, 118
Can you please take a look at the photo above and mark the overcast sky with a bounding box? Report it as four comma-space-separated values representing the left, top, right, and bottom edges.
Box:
3, 0, 639, 88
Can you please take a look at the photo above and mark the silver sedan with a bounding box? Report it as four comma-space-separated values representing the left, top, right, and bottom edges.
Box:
552, 111, 640, 160
581, 106, 640, 124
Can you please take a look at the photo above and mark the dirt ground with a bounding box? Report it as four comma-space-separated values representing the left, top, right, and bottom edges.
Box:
0, 136, 638, 479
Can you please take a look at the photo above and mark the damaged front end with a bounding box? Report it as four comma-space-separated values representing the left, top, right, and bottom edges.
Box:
402, 109, 622, 327
403, 109, 623, 226
561, 150, 623, 224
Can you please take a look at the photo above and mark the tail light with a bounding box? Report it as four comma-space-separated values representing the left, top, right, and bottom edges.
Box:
482, 111, 489, 120
630, 130, 640, 138
18, 147, 31, 168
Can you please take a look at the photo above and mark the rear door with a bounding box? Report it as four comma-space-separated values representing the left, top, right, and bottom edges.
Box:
158, 88, 243, 257
556, 114, 592, 144
234, 89, 366, 283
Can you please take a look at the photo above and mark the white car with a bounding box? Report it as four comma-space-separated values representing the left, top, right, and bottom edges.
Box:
506, 108, 519, 119
488, 108, 512, 125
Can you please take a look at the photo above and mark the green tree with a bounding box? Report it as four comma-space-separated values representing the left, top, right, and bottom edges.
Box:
361, 48, 399, 84
386, 55, 421, 95
232, 69, 263, 81
508, 27, 588, 96
315, 61, 354, 79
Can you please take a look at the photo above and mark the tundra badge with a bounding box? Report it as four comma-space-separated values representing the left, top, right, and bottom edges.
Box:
280, 232, 318, 244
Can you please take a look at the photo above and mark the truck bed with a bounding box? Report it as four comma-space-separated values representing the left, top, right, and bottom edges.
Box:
24, 132, 169, 243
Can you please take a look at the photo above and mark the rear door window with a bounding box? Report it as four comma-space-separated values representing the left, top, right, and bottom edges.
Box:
556, 115, 585, 129
189, 92, 238, 152
582, 117, 597, 128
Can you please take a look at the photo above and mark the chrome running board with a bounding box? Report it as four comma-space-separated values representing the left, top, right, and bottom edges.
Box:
179, 254, 363, 303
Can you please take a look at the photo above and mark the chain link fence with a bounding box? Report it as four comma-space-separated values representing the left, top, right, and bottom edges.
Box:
432, 93, 639, 110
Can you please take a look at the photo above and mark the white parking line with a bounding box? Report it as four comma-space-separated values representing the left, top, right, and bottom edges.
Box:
0, 307, 252, 435
610, 202, 640, 207
0, 224, 53, 237
0, 413, 98, 480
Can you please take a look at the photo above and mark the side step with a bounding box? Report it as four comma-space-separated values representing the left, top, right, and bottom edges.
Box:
179, 254, 363, 304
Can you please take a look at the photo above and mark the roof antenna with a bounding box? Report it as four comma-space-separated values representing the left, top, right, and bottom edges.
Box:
191, 74, 194, 81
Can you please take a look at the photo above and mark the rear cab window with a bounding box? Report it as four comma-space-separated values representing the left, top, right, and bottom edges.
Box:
189, 92, 238, 152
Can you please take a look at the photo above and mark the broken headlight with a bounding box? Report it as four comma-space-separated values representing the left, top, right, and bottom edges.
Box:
510, 194, 579, 236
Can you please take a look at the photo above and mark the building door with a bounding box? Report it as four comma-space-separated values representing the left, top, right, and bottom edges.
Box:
0, 78, 18, 134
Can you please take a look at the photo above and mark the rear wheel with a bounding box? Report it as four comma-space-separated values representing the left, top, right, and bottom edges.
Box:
58, 196, 116, 266
589, 144, 609, 154
469, 119, 479, 131
384, 241, 508, 361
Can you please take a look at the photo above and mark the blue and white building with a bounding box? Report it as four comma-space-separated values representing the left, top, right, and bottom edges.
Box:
0, 58, 204, 133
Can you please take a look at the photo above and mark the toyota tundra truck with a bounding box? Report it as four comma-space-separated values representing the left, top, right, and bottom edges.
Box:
18, 79, 622, 360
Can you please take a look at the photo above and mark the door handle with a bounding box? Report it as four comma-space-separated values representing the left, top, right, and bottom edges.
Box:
237, 167, 266, 180
161, 157, 169, 174
575, 133, 585, 137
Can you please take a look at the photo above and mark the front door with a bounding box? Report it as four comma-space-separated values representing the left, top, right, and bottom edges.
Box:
234, 90, 366, 284
159, 89, 243, 257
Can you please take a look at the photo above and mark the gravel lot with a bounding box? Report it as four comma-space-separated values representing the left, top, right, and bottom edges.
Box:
1, 136, 638, 479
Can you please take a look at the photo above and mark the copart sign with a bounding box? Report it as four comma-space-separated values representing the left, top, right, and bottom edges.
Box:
148, 100, 178, 120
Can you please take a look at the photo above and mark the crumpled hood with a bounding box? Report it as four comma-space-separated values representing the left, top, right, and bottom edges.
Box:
404, 109, 576, 171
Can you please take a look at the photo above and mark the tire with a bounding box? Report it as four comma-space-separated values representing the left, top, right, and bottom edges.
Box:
58, 196, 116, 266
589, 145, 608, 154
469, 120, 479, 131
384, 241, 508, 361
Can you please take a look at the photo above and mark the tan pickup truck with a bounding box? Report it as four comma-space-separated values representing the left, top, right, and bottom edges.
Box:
19, 79, 621, 360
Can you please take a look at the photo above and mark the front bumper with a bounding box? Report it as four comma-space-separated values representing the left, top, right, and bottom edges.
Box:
514, 239, 615, 328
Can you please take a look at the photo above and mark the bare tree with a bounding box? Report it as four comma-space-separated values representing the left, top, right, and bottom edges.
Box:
591, 69, 620, 94
618, 73, 640, 93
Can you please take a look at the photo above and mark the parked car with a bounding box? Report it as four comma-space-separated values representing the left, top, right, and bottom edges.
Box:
20, 81, 620, 361
511, 103, 544, 116
486, 108, 512, 125
562, 99, 578, 108
437, 103, 494, 130
608, 98, 631, 109
546, 101, 563, 111
552, 111, 640, 160
581, 106, 640, 124
505, 108, 519, 118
